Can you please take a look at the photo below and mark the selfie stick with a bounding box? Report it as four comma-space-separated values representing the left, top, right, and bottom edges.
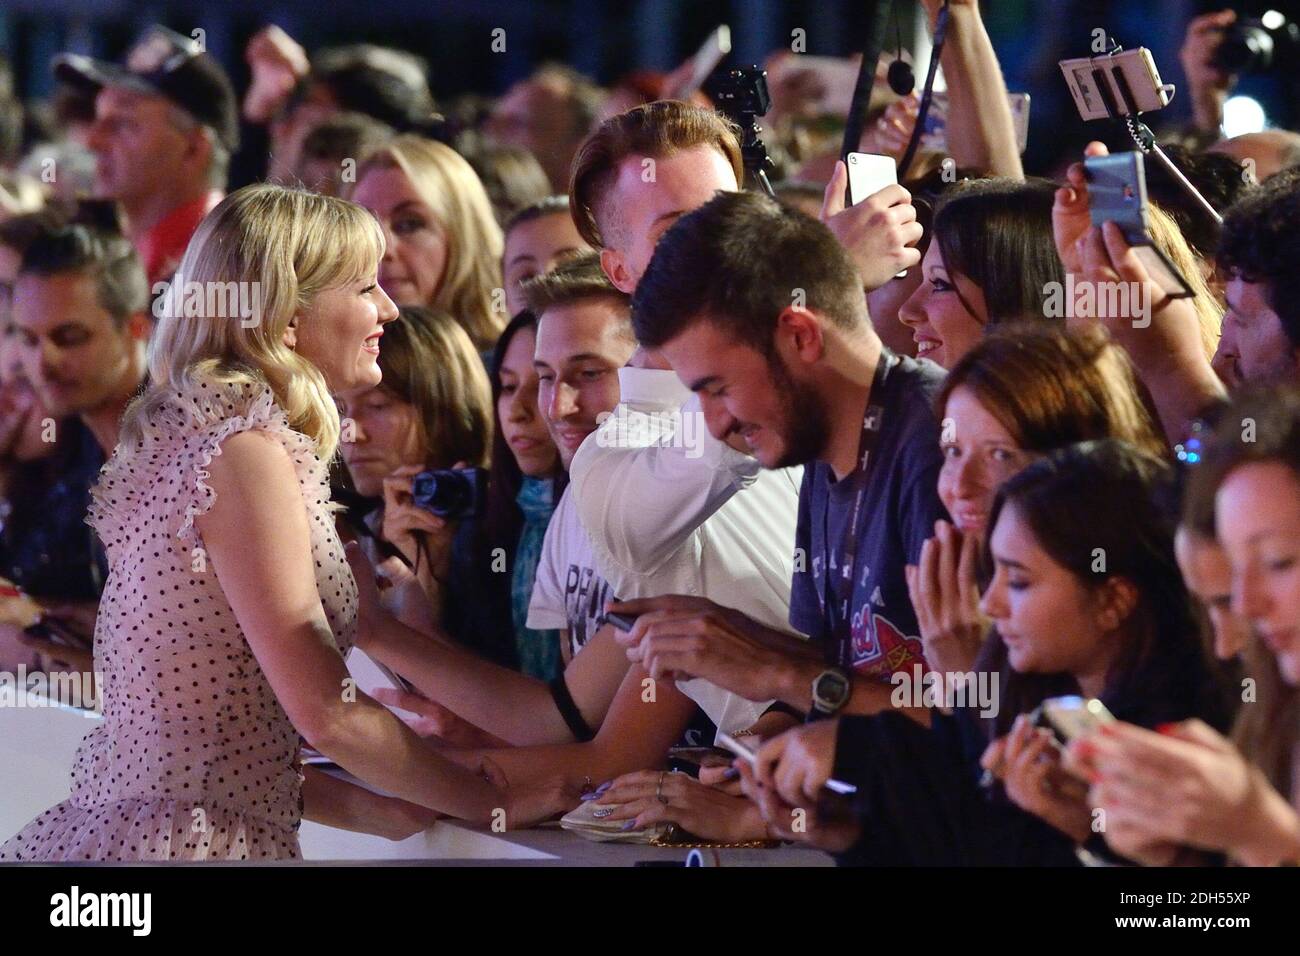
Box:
1123, 116, 1223, 225
1091, 47, 1223, 226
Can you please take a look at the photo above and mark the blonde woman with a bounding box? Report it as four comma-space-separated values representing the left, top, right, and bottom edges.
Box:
348, 135, 505, 351
0, 184, 547, 862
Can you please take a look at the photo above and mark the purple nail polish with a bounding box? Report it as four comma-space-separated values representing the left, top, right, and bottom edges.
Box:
620, 820, 637, 831
595, 781, 612, 794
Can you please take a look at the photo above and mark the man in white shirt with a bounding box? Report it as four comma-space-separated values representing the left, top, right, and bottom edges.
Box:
569, 363, 803, 738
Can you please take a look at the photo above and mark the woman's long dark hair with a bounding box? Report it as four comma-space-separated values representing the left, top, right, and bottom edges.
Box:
976, 439, 1227, 738
478, 309, 565, 571
933, 177, 1065, 326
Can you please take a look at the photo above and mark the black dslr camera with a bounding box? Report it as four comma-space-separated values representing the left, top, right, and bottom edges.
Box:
410, 467, 487, 520
1214, 13, 1300, 74
709, 65, 776, 196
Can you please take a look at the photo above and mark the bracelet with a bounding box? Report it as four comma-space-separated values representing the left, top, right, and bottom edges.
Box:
548, 674, 595, 742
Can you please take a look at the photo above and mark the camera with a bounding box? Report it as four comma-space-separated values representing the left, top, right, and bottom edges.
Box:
1213, 14, 1300, 74
409, 467, 486, 520
709, 65, 771, 120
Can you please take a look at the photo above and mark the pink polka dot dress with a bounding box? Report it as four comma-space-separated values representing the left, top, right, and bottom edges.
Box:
0, 370, 356, 861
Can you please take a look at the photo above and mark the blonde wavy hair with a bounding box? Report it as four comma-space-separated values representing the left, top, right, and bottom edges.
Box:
348, 135, 505, 350
121, 183, 384, 461
1148, 201, 1221, 363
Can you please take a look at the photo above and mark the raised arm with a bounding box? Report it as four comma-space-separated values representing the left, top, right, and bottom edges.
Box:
197, 430, 503, 823
922, 0, 1024, 178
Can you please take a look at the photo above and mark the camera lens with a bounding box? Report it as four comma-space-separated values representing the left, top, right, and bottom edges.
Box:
1216, 21, 1275, 73
410, 469, 474, 518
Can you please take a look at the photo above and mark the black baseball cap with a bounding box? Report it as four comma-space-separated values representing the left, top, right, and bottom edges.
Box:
53, 25, 239, 152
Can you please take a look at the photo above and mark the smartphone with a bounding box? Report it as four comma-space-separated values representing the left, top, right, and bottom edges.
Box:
919, 92, 1031, 155
677, 25, 731, 99
846, 150, 897, 206
1031, 695, 1116, 746
1084, 151, 1194, 298
1059, 48, 1172, 121
846, 152, 908, 280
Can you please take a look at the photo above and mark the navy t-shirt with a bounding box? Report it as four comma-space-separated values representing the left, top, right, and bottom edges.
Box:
789, 353, 947, 679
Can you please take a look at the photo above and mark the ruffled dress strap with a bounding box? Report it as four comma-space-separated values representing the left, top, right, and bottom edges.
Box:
87, 370, 329, 556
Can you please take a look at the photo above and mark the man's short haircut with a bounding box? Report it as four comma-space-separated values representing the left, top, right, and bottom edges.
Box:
531, 62, 604, 138
18, 224, 148, 326
632, 190, 866, 356
568, 100, 743, 248
505, 194, 573, 238
521, 249, 632, 338
1145, 144, 1252, 260
1218, 166, 1300, 349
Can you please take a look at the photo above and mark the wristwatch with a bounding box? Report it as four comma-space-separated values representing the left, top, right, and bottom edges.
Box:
810, 667, 852, 717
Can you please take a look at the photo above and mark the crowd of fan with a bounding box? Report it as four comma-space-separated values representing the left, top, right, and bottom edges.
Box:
0, 3, 1297, 865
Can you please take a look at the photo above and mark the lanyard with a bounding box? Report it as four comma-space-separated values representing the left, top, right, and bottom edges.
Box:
821, 350, 898, 669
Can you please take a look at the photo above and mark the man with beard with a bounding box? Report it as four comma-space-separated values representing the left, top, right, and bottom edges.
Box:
609, 190, 946, 722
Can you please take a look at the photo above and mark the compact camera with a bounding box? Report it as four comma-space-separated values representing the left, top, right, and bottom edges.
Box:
410, 467, 487, 520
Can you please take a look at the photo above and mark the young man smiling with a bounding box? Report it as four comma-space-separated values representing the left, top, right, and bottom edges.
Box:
611, 190, 947, 722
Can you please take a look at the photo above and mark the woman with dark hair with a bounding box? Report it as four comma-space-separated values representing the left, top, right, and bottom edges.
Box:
336, 305, 503, 659
1079, 385, 1300, 866
475, 309, 565, 679
899, 178, 1065, 368
337, 306, 564, 682
740, 439, 1230, 865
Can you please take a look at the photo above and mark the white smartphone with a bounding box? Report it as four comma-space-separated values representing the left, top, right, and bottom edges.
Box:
846, 150, 897, 206
1033, 695, 1117, 745
846, 152, 907, 279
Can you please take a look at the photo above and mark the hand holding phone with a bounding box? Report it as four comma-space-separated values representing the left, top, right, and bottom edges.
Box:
1030, 695, 1117, 747
1084, 151, 1194, 299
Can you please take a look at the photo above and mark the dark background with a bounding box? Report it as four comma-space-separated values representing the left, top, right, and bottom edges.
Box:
1, 0, 1296, 179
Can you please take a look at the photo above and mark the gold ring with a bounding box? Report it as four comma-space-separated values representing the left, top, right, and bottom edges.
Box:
656, 770, 669, 804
